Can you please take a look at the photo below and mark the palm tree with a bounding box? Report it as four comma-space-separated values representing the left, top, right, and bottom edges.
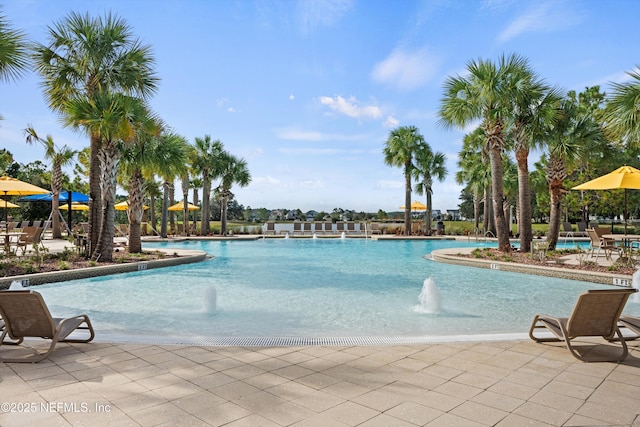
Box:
192, 135, 224, 235
457, 128, 493, 236
510, 74, 561, 252
23, 126, 77, 239
604, 67, 640, 147
439, 54, 532, 252
216, 152, 251, 236
0, 9, 29, 120
64, 91, 151, 261
117, 114, 162, 253
34, 11, 158, 258
412, 145, 447, 235
545, 91, 602, 250
155, 132, 189, 238
383, 125, 425, 235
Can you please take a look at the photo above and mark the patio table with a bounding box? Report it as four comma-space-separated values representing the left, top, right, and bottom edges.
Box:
0, 231, 26, 253
603, 234, 640, 266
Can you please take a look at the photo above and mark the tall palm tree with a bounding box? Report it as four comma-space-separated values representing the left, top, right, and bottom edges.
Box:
510, 73, 561, 252
412, 145, 447, 235
216, 152, 251, 236
545, 91, 602, 250
65, 91, 151, 261
23, 126, 77, 239
604, 67, 640, 147
192, 135, 224, 235
155, 132, 189, 238
383, 125, 425, 235
439, 54, 531, 252
457, 128, 493, 236
34, 11, 158, 258
0, 9, 29, 120
117, 114, 162, 253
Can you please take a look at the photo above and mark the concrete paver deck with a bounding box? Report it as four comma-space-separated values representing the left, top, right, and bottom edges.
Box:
1, 339, 639, 426
1, 237, 639, 425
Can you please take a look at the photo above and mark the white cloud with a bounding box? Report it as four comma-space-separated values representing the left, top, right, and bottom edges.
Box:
319, 95, 382, 120
228, 107, 238, 113
498, 1, 583, 43
289, 94, 295, 100
297, 0, 354, 33
371, 47, 440, 91
383, 115, 399, 128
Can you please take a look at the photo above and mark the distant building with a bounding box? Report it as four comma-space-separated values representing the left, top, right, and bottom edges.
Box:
305, 210, 318, 221
446, 209, 461, 221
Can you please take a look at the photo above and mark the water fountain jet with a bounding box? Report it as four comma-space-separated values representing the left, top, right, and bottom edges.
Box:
414, 277, 442, 314
204, 285, 218, 313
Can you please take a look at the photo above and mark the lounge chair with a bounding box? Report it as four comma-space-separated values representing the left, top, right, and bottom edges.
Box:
529, 288, 637, 362
264, 221, 276, 235
0, 290, 94, 363
346, 221, 356, 234
314, 222, 323, 234
560, 222, 574, 238
575, 221, 588, 237
336, 221, 346, 233
619, 315, 640, 339
303, 222, 312, 235
292, 221, 302, 235
324, 221, 333, 234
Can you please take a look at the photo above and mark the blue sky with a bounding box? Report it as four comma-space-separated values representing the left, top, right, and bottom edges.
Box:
1, 0, 639, 213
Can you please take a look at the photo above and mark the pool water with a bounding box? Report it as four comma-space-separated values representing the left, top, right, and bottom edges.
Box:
36, 239, 639, 341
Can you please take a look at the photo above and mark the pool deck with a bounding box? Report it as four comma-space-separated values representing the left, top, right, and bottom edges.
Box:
1, 236, 639, 426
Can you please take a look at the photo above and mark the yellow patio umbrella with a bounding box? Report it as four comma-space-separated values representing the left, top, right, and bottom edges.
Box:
59, 203, 89, 211
400, 201, 427, 211
114, 200, 148, 211
0, 176, 49, 229
0, 198, 20, 209
572, 165, 640, 233
167, 201, 200, 211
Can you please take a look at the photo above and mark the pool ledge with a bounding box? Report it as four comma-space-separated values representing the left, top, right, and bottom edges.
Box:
0, 249, 208, 288
430, 247, 634, 287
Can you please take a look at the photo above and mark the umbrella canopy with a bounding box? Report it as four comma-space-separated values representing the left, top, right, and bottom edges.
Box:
168, 201, 200, 211
400, 201, 427, 211
0, 198, 20, 209
59, 203, 89, 211
0, 176, 49, 228
18, 191, 89, 203
114, 201, 149, 211
572, 166, 640, 190
0, 176, 49, 196
572, 166, 640, 233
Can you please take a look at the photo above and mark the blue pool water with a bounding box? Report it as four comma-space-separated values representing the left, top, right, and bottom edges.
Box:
35, 239, 639, 342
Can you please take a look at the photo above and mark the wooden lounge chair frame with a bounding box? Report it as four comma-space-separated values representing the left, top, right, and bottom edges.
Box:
0, 290, 95, 363
529, 288, 637, 362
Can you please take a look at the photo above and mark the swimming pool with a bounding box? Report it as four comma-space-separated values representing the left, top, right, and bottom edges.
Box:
36, 238, 639, 344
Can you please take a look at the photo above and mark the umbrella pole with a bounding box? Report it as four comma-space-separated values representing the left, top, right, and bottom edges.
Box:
624, 189, 628, 234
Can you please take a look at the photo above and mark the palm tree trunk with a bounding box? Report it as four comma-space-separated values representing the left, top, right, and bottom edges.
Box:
426, 190, 433, 235
404, 163, 411, 236
221, 195, 228, 236
473, 191, 480, 233
193, 187, 199, 235
488, 145, 510, 251
547, 182, 563, 250
92, 145, 119, 262
127, 170, 145, 253
51, 160, 63, 239
516, 149, 533, 252
88, 134, 102, 257
160, 181, 169, 238
201, 177, 211, 235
